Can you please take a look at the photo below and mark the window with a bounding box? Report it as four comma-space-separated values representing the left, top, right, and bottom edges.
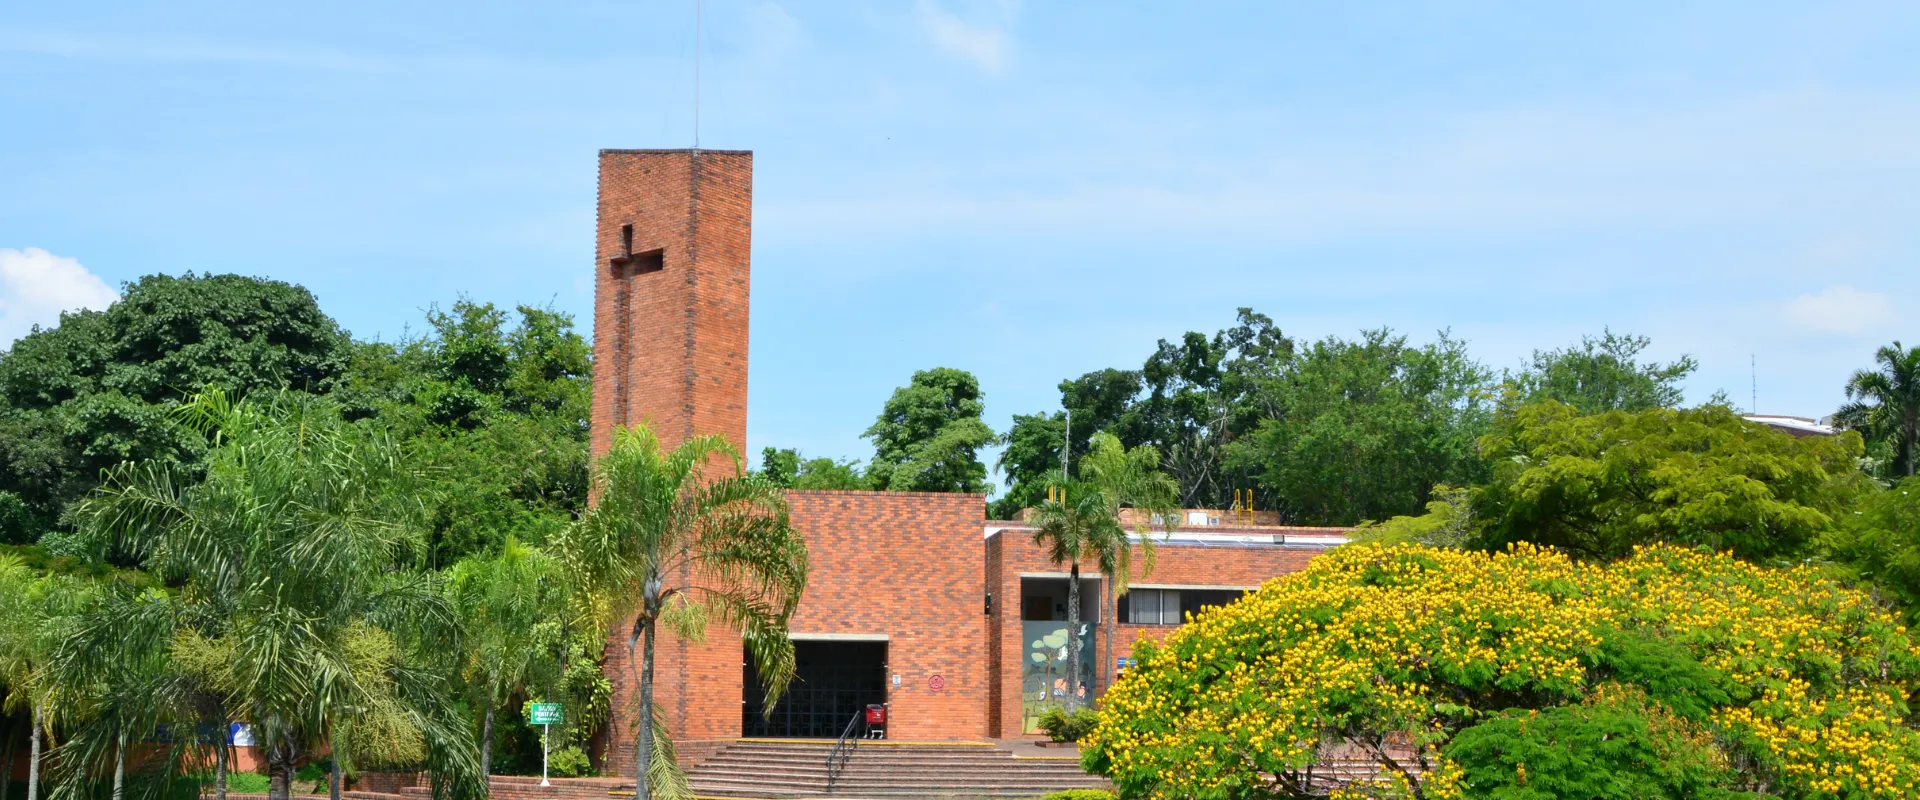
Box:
1124, 589, 1182, 625
1120, 588, 1249, 626
1185, 589, 1246, 617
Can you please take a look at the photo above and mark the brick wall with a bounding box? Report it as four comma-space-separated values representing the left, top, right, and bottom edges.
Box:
603, 490, 991, 775
986, 527, 1334, 738
590, 148, 751, 456
350, 772, 423, 793
592, 148, 755, 777
984, 532, 1004, 738
783, 490, 990, 741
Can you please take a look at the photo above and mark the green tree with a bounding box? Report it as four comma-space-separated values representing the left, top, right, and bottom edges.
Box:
996, 310, 1294, 519
1026, 477, 1116, 714
69, 392, 480, 800
44, 584, 214, 800
1473, 402, 1868, 562
1349, 485, 1474, 549
1823, 477, 1920, 623
863, 368, 994, 493
1444, 684, 1747, 799
339, 302, 592, 566
1505, 330, 1697, 413
993, 411, 1068, 519
1228, 329, 1493, 526
445, 540, 568, 783
0, 273, 350, 542
0, 566, 94, 800
1026, 433, 1178, 712
1076, 432, 1179, 701
1134, 311, 1293, 509
756, 448, 867, 491
1083, 543, 1920, 799
556, 425, 807, 800
1837, 341, 1920, 479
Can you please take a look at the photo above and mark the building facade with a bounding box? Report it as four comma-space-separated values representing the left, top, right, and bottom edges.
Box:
590, 149, 1348, 773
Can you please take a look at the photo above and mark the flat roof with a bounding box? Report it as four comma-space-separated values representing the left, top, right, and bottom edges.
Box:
985, 523, 1349, 550
1743, 414, 1837, 436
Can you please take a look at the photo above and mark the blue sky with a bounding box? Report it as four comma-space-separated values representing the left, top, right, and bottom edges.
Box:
4, 1, 1917, 489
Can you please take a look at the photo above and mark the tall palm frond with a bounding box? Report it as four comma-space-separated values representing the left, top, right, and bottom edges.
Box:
69, 391, 478, 800
556, 423, 806, 800
1839, 341, 1920, 478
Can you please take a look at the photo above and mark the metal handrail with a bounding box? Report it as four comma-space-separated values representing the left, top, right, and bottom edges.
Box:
825, 711, 864, 792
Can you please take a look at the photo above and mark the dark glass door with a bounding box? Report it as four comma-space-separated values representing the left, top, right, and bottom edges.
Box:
743, 640, 887, 738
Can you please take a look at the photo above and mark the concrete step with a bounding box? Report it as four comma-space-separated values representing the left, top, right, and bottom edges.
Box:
678, 739, 1110, 800
688, 774, 1109, 789
689, 772, 1106, 787
692, 769, 1094, 783
703, 752, 1029, 764
688, 777, 1106, 797
697, 757, 1089, 773
689, 786, 1100, 799
717, 745, 1011, 756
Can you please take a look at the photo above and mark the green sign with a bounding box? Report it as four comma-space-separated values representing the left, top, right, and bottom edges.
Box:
529, 703, 563, 725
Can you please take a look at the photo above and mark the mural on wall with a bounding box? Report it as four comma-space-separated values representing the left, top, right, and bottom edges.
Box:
1021, 620, 1098, 734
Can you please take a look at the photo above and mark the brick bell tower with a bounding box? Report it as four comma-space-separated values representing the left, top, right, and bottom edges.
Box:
590, 148, 751, 457
592, 149, 753, 773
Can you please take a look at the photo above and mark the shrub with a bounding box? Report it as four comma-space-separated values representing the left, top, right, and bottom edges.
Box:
1037, 791, 1114, 800
1035, 707, 1100, 743
221, 773, 271, 794
1083, 543, 1920, 799
295, 762, 332, 795
546, 745, 593, 778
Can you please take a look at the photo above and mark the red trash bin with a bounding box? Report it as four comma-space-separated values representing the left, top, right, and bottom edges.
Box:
865, 704, 887, 739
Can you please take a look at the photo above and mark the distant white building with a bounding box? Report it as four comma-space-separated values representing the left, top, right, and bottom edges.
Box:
1743, 415, 1837, 438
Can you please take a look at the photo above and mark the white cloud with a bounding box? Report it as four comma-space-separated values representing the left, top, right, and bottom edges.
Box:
0, 248, 119, 347
1785, 285, 1895, 337
915, 0, 1011, 74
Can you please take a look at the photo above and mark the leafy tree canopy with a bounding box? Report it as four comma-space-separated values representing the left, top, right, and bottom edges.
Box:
67, 391, 482, 800
1084, 543, 1920, 800
1227, 329, 1493, 527
0, 273, 350, 543
317, 299, 591, 566
1505, 330, 1697, 414
999, 313, 1509, 526
1823, 476, 1920, 623
1836, 340, 1920, 479
997, 310, 1296, 517
557, 424, 807, 800
863, 367, 994, 493
1470, 402, 1869, 562
756, 447, 867, 491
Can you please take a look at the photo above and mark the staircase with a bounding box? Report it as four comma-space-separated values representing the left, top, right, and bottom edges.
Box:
680, 740, 1110, 798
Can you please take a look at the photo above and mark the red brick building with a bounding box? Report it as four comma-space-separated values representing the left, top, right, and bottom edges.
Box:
590, 149, 1348, 773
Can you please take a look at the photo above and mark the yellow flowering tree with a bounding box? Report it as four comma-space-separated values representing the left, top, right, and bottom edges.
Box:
1082, 543, 1920, 800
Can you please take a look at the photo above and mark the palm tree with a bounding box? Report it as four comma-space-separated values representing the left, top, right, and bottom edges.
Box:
1838, 341, 1920, 478
1028, 433, 1179, 713
0, 564, 93, 800
557, 425, 807, 800
1027, 478, 1110, 713
44, 585, 177, 800
1076, 433, 1179, 695
446, 539, 568, 785
70, 391, 482, 800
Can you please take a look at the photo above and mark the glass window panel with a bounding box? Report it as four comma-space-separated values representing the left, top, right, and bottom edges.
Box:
1130, 590, 1160, 624
1161, 591, 1182, 625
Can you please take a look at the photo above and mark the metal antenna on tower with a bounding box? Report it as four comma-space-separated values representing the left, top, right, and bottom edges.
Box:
694, 0, 702, 148
1062, 407, 1072, 479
